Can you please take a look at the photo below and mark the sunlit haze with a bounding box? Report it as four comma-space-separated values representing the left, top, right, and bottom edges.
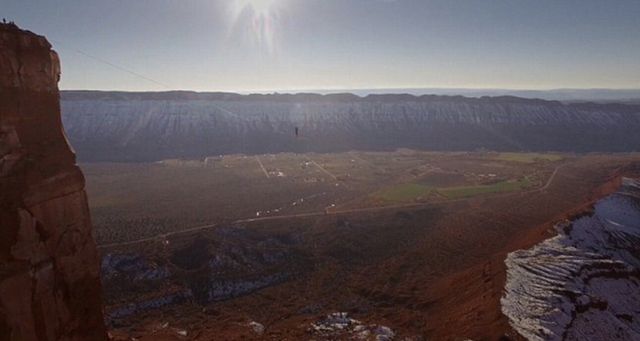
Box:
4, 0, 640, 92
229, 0, 283, 55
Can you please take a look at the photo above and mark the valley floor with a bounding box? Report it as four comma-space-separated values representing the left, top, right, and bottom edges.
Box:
87, 152, 640, 341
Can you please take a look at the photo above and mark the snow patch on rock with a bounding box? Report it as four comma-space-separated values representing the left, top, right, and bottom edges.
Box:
502, 178, 640, 341
309, 312, 396, 341
249, 321, 265, 335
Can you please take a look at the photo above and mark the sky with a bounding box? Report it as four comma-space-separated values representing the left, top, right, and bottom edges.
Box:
4, 0, 640, 92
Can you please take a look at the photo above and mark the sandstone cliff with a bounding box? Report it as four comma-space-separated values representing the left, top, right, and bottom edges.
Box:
0, 23, 107, 341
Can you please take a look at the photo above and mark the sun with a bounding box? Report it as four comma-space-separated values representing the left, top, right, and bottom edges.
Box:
232, 0, 279, 17
228, 0, 284, 54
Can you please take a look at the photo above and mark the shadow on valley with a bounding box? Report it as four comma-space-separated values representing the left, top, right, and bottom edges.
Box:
99, 207, 444, 329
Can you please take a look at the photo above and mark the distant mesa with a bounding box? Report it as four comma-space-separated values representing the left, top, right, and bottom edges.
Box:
60, 90, 640, 162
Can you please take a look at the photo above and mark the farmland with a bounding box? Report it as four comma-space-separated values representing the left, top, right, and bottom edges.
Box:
494, 152, 563, 163
376, 179, 533, 202
83, 150, 552, 245
376, 183, 434, 202
439, 179, 532, 198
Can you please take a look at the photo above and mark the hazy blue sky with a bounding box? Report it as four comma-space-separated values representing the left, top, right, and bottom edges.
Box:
4, 0, 640, 92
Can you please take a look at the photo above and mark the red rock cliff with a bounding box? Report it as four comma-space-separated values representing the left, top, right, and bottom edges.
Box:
0, 23, 108, 341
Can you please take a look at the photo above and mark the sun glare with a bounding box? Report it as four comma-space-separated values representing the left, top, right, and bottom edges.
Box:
229, 0, 284, 54
233, 0, 278, 16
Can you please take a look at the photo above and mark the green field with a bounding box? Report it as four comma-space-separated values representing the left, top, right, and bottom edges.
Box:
377, 179, 532, 202
376, 183, 433, 202
495, 152, 562, 163
439, 179, 532, 198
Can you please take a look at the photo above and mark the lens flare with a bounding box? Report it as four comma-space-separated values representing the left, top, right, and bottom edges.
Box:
229, 0, 283, 55
233, 0, 278, 15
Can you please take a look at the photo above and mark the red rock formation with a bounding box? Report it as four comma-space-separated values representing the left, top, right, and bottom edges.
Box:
0, 23, 108, 341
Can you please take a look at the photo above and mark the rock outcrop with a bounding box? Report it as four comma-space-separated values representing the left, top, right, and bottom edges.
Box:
502, 178, 640, 341
60, 91, 640, 162
0, 23, 108, 340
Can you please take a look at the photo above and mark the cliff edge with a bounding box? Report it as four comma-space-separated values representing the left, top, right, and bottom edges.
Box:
0, 23, 108, 341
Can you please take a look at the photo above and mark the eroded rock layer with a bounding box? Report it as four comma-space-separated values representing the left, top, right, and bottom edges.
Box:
0, 23, 108, 341
502, 178, 640, 341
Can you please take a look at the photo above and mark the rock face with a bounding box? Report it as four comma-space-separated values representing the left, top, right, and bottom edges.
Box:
502, 178, 640, 341
60, 91, 640, 162
0, 24, 108, 341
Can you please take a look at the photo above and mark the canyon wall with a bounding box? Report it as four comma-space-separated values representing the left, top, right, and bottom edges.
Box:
0, 24, 107, 341
61, 91, 640, 162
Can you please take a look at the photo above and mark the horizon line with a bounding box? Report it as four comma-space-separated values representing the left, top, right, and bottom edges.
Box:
59, 86, 640, 94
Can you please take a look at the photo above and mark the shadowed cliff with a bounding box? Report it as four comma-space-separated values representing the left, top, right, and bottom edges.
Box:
0, 23, 108, 341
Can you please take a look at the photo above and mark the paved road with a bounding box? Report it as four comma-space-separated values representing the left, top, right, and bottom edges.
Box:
97, 163, 567, 249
